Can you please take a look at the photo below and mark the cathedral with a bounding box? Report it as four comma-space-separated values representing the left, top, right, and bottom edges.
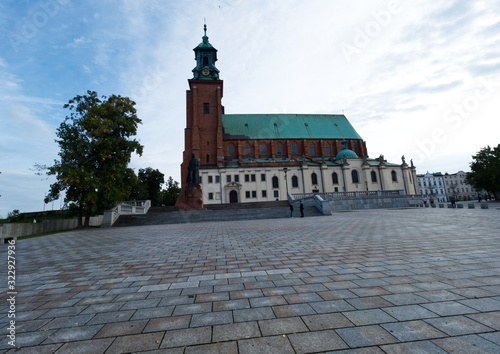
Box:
179, 26, 419, 206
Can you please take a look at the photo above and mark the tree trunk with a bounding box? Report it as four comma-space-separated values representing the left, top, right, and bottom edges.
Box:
77, 212, 83, 228
84, 214, 90, 228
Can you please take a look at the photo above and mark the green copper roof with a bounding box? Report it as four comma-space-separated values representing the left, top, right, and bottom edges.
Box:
335, 149, 358, 159
222, 114, 363, 140
194, 25, 215, 50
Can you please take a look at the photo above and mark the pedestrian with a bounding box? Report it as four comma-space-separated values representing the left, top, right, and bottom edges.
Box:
478, 194, 481, 203
450, 195, 456, 208
423, 197, 427, 206
289, 203, 294, 218
299, 200, 304, 218
430, 197, 434, 206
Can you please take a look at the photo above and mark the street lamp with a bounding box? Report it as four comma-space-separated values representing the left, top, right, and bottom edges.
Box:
283, 167, 289, 199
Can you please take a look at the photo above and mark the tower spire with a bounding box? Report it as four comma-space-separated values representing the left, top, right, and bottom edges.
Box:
202, 24, 208, 43
192, 23, 220, 80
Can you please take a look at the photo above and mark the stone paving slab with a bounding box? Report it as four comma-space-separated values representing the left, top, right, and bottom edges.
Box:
1, 207, 499, 353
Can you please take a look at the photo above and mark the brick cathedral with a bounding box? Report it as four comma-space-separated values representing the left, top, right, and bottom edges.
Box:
179, 26, 418, 206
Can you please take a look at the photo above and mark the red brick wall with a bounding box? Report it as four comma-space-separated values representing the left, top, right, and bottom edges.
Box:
221, 138, 367, 162
181, 79, 224, 188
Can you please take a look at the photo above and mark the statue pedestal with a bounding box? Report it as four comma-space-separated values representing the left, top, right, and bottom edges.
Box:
175, 184, 204, 211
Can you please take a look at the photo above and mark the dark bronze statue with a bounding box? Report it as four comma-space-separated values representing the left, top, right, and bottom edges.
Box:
186, 153, 200, 185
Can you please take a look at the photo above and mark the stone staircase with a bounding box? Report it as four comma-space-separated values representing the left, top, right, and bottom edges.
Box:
113, 201, 322, 227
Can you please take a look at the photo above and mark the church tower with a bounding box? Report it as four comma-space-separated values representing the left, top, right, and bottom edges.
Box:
180, 25, 224, 189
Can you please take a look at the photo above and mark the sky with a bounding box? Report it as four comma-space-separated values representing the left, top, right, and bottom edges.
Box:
1, 0, 499, 217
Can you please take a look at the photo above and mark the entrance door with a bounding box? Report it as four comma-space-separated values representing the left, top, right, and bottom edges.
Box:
229, 190, 238, 203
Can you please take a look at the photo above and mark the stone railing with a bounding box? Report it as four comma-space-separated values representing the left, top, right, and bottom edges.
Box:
313, 194, 332, 215
292, 190, 404, 201
292, 190, 413, 212
102, 200, 151, 227
117, 200, 151, 214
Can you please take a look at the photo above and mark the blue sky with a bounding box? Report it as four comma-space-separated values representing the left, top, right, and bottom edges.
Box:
1, 0, 499, 217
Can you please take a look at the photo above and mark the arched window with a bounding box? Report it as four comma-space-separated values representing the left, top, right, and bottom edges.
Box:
228, 143, 235, 156
292, 142, 298, 155
244, 143, 251, 156
272, 176, 279, 188
371, 171, 377, 183
292, 175, 299, 188
325, 142, 331, 156
277, 142, 284, 155
203, 56, 209, 67
310, 142, 316, 157
391, 170, 398, 182
352, 170, 359, 184
311, 173, 318, 185
332, 172, 339, 184
260, 143, 267, 156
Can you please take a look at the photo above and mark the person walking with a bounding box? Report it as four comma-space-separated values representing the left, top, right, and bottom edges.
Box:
289, 203, 294, 218
299, 200, 304, 218
450, 195, 456, 208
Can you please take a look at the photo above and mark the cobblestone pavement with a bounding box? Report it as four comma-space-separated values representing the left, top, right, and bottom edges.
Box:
1, 207, 500, 353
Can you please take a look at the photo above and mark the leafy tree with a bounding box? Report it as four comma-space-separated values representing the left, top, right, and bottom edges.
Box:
137, 167, 165, 207
45, 91, 143, 227
466, 144, 500, 199
6, 209, 22, 222
161, 176, 181, 206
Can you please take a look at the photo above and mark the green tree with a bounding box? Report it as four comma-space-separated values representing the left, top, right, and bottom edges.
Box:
6, 209, 22, 222
137, 167, 165, 207
161, 176, 181, 206
466, 144, 500, 199
45, 91, 143, 227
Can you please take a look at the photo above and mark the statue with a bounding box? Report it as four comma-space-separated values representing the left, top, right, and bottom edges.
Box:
176, 153, 204, 210
401, 155, 406, 164
186, 154, 199, 185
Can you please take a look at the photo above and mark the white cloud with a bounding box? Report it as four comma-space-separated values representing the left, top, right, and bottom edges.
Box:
67, 35, 91, 48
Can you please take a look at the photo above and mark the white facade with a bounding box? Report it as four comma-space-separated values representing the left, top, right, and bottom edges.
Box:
416, 172, 447, 202
443, 170, 484, 200
200, 158, 419, 205
418, 170, 488, 201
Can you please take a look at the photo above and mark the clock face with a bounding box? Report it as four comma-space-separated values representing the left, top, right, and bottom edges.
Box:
202, 69, 210, 76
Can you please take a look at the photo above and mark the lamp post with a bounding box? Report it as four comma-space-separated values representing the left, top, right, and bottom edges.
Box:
217, 164, 223, 204
283, 167, 289, 199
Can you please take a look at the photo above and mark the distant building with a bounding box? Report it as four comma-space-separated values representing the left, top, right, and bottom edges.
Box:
179, 26, 419, 205
443, 171, 486, 201
416, 172, 446, 202
418, 170, 489, 201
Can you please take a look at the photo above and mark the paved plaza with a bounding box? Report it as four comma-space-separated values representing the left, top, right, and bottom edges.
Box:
1, 207, 500, 353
